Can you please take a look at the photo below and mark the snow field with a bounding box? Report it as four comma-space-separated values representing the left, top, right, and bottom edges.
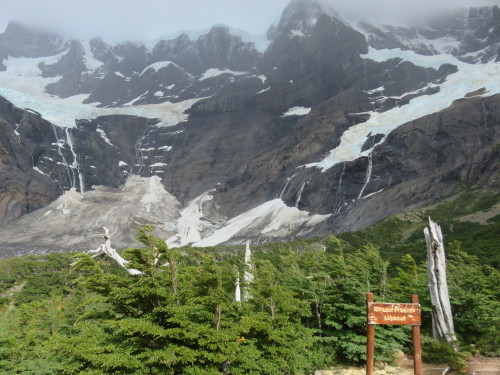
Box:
193, 199, 330, 247
0, 53, 203, 128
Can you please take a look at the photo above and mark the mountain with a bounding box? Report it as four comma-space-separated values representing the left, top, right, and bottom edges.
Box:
0, 0, 498, 256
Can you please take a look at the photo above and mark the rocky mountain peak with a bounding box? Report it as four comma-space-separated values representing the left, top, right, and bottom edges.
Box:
0, 21, 66, 61
2, 20, 31, 37
89, 37, 116, 66
196, 25, 260, 71
270, 0, 342, 40
466, 5, 500, 40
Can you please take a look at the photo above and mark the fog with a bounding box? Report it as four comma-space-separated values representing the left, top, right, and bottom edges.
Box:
1, 0, 498, 42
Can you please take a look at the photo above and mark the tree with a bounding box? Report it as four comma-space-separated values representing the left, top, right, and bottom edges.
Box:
424, 218, 458, 349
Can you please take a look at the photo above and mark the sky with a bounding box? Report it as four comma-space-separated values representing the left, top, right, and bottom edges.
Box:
1, 0, 498, 42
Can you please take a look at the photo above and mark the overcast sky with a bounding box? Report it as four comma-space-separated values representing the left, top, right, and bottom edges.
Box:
1, 0, 498, 42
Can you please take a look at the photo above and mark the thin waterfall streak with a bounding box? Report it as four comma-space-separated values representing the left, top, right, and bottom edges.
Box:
279, 179, 291, 199
333, 162, 347, 215
279, 173, 297, 199
10, 106, 20, 137
10, 108, 35, 166
333, 202, 342, 216
51, 124, 73, 189
295, 182, 306, 208
357, 154, 373, 199
481, 101, 488, 129
65, 128, 85, 194
134, 121, 151, 175
338, 162, 346, 192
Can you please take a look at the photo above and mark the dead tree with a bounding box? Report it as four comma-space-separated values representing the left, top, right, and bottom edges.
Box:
424, 218, 458, 349
235, 268, 241, 303
242, 240, 254, 301
87, 227, 142, 275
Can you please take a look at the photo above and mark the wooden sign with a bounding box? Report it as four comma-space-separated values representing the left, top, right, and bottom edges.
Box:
368, 302, 421, 325
366, 294, 422, 375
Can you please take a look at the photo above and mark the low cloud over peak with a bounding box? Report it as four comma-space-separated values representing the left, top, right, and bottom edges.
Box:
1, 0, 498, 42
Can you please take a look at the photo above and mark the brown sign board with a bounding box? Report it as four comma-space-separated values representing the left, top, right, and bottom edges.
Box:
367, 302, 421, 326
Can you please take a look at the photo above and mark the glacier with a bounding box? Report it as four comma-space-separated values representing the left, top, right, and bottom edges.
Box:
306, 48, 500, 172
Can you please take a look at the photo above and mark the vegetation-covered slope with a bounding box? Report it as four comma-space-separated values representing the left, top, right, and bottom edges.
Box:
0, 186, 498, 374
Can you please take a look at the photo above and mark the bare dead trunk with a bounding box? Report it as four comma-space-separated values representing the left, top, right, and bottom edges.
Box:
243, 240, 253, 301
269, 297, 276, 320
315, 298, 322, 330
215, 304, 222, 331
86, 227, 142, 275
235, 273, 241, 302
424, 218, 458, 349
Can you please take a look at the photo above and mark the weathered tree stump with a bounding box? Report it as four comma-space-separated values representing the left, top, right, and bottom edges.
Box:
424, 218, 458, 349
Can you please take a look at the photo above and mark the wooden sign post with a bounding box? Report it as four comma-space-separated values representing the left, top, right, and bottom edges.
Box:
366, 293, 422, 375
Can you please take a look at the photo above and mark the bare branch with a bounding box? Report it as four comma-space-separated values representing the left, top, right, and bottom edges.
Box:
85, 227, 142, 275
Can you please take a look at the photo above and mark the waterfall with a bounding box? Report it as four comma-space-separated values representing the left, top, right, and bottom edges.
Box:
295, 182, 306, 208
481, 100, 488, 129
357, 154, 373, 199
333, 162, 347, 216
65, 128, 85, 194
51, 124, 74, 188
134, 121, 152, 175
279, 173, 297, 199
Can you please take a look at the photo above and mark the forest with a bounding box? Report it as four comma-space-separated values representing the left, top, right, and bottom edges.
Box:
0, 187, 499, 374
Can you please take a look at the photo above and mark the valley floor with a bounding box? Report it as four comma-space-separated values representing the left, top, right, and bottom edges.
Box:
317, 356, 500, 375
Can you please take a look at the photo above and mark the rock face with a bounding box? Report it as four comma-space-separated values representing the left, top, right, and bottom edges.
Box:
0, 0, 499, 254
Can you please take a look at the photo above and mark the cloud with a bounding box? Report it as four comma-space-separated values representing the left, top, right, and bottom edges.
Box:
0, 0, 289, 41
329, 0, 499, 22
0, 0, 497, 42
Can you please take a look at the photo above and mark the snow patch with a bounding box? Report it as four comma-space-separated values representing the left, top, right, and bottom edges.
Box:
290, 29, 307, 38
33, 167, 49, 177
82, 42, 104, 71
256, 75, 267, 83
96, 128, 115, 147
139, 61, 177, 76
365, 86, 385, 95
199, 68, 247, 81
361, 46, 456, 70
257, 87, 271, 94
282, 106, 311, 117
123, 91, 148, 106
167, 189, 218, 247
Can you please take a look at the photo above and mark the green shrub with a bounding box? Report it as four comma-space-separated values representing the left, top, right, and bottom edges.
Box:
422, 339, 467, 374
